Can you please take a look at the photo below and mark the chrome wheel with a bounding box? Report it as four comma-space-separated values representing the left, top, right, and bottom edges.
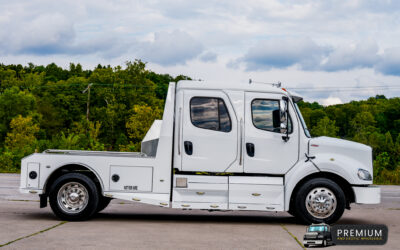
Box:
305, 187, 337, 219
57, 182, 89, 214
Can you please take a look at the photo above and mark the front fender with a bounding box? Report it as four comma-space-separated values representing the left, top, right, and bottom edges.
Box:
312, 153, 372, 185
284, 160, 319, 211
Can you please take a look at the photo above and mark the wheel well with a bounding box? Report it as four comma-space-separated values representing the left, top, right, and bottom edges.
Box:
289, 172, 355, 211
43, 164, 103, 195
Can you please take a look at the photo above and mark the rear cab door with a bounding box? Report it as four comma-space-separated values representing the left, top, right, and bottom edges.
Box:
172, 89, 239, 209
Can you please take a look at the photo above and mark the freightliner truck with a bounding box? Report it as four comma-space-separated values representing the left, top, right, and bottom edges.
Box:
19, 80, 380, 223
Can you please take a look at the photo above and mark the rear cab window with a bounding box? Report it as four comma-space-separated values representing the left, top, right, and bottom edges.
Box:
190, 97, 232, 132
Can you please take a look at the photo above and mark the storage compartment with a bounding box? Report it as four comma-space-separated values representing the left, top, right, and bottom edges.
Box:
173, 175, 228, 205
109, 165, 153, 192
228, 176, 284, 211
27, 162, 40, 188
229, 183, 283, 204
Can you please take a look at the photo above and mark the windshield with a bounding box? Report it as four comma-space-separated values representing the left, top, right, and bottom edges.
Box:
308, 226, 326, 232
294, 103, 311, 138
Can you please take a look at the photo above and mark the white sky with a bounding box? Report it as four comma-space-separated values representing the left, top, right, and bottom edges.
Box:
1, 0, 400, 105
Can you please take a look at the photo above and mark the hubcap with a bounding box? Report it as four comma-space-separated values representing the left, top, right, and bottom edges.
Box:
305, 187, 337, 219
57, 182, 89, 214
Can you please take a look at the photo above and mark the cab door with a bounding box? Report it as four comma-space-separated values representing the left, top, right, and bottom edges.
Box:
181, 90, 238, 172
244, 92, 299, 174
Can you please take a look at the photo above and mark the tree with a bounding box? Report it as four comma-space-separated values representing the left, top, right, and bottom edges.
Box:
350, 111, 377, 144
5, 115, 39, 154
123, 105, 163, 151
0, 87, 36, 141
311, 116, 339, 137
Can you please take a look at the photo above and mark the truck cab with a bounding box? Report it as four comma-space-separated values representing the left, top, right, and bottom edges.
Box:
19, 80, 380, 223
303, 223, 333, 247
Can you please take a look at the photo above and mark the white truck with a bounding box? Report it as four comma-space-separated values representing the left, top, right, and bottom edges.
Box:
19, 80, 380, 223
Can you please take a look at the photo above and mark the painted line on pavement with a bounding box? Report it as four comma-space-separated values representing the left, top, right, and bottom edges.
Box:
0, 221, 67, 248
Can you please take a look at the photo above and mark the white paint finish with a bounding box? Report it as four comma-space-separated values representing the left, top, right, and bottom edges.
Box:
172, 202, 228, 210
177, 80, 287, 96
229, 184, 284, 205
173, 175, 228, 203
244, 92, 299, 174
151, 82, 175, 193
181, 89, 238, 172
223, 90, 245, 173
284, 160, 319, 211
229, 203, 283, 211
173, 188, 228, 203
353, 186, 381, 204
104, 192, 170, 207
109, 166, 153, 192
26, 163, 40, 188
142, 120, 162, 142
310, 136, 373, 185
173, 90, 184, 170
229, 176, 283, 185
174, 175, 228, 184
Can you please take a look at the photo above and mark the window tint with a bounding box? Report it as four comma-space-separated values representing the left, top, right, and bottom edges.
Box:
251, 99, 292, 133
190, 97, 232, 132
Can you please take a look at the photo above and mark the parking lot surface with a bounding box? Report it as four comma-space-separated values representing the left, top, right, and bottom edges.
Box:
1, 174, 399, 249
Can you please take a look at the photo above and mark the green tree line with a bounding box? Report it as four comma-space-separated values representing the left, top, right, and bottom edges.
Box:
1, 61, 399, 184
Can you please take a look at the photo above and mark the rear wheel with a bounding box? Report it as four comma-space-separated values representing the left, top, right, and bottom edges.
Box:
293, 178, 345, 224
49, 173, 99, 221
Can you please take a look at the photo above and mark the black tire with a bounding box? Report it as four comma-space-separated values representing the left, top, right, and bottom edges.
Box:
293, 178, 345, 224
49, 173, 99, 221
304, 244, 309, 247
97, 196, 112, 213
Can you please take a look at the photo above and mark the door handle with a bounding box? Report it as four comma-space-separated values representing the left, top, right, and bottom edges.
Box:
184, 141, 193, 155
246, 143, 255, 157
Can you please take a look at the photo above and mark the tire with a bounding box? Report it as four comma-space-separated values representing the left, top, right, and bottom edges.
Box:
293, 178, 345, 224
323, 240, 327, 247
49, 173, 99, 221
97, 196, 112, 213
304, 244, 309, 247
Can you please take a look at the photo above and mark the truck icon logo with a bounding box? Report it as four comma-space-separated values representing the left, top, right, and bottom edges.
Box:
303, 223, 333, 248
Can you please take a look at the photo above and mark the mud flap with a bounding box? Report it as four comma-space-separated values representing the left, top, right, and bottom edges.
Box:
39, 194, 47, 208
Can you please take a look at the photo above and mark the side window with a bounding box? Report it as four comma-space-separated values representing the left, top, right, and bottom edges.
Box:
251, 99, 292, 133
190, 97, 232, 132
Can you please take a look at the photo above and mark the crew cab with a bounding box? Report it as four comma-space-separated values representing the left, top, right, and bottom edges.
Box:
20, 80, 380, 223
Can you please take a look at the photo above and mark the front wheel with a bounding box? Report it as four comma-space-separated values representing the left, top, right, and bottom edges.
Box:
293, 178, 346, 224
49, 173, 99, 221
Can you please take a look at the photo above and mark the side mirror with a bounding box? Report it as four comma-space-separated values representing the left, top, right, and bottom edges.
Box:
280, 99, 287, 113
281, 97, 290, 142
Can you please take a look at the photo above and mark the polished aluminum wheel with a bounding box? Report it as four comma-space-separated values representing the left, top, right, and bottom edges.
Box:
57, 182, 89, 214
305, 187, 337, 219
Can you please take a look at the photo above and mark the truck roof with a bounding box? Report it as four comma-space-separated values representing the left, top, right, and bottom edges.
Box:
177, 80, 287, 94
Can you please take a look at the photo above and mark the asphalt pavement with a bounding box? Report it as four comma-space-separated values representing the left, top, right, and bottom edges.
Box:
0, 174, 399, 249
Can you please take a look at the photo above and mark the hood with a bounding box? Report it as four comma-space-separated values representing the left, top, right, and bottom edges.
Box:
309, 136, 373, 173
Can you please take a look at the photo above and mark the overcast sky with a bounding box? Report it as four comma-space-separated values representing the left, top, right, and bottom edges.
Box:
1, 0, 400, 105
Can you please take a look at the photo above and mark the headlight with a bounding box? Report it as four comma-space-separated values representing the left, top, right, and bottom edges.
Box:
357, 169, 372, 181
